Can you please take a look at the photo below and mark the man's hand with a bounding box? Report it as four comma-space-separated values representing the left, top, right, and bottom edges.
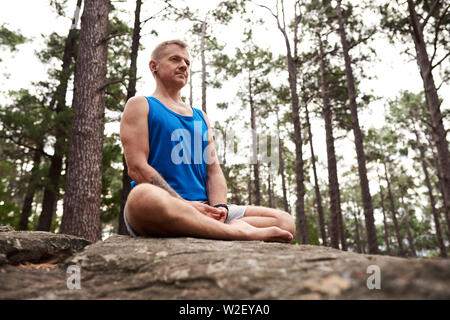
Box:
190, 201, 227, 223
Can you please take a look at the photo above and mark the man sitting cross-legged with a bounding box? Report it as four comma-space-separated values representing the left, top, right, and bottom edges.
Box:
120, 39, 295, 243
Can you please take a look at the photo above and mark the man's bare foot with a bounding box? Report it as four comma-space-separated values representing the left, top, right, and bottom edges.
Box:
229, 219, 293, 243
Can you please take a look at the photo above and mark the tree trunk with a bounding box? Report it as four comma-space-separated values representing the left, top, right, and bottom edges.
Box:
249, 73, 261, 206
268, 166, 273, 208
276, 112, 289, 214
288, 54, 308, 243
384, 161, 405, 256
200, 19, 207, 113
60, 0, 110, 242
318, 34, 342, 249
38, 0, 82, 232
119, 0, 142, 236
400, 196, 416, 257
279, 33, 307, 243
248, 166, 252, 205
426, 121, 450, 238
336, 0, 378, 254
416, 133, 447, 257
19, 148, 42, 230
379, 184, 392, 256
353, 211, 362, 253
407, 0, 450, 225
305, 102, 327, 246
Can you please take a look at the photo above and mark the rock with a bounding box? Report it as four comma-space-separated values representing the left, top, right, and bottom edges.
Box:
0, 226, 14, 232
0, 233, 449, 299
0, 230, 90, 265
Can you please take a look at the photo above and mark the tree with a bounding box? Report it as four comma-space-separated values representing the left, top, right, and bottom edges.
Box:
366, 127, 406, 256
164, 0, 245, 113
258, 0, 309, 244
381, 0, 450, 236
388, 91, 448, 257
335, 0, 378, 254
0, 90, 50, 230
60, 0, 111, 242
118, 0, 142, 236
38, 0, 83, 231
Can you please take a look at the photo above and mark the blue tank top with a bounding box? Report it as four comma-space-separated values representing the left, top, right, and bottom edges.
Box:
130, 96, 209, 201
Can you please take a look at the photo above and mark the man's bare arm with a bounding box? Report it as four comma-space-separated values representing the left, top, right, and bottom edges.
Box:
202, 110, 228, 207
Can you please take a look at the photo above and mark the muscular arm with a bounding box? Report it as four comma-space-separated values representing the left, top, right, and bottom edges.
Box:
202, 110, 228, 207
120, 96, 181, 199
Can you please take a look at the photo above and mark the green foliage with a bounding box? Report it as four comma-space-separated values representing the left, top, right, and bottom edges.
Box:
0, 161, 20, 227
100, 135, 122, 229
0, 24, 27, 52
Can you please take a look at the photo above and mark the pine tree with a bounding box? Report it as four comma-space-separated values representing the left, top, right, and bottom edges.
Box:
335, 0, 378, 254
60, 0, 111, 242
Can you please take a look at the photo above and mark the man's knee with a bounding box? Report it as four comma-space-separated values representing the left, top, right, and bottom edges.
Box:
125, 183, 171, 234
127, 183, 168, 211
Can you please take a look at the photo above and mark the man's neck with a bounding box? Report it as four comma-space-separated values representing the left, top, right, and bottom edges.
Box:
152, 85, 184, 106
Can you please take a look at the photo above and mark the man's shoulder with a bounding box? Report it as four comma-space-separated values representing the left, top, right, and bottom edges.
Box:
196, 108, 210, 126
127, 95, 148, 106
124, 96, 149, 114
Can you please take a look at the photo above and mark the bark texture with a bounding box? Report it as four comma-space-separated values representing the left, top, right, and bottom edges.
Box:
60, 0, 110, 243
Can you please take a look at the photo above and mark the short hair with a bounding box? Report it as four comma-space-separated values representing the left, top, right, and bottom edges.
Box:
151, 39, 189, 61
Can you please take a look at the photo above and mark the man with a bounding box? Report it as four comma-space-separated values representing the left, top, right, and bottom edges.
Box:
120, 40, 295, 243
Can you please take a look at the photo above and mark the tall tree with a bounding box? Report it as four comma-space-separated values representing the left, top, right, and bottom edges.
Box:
406, 0, 450, 221
258, 0, 309, 243
335, 0, 378, 254
60, 0, 110, 242
118, 0, 142, 236
377, 182, 393, 256
164, 0, 245, 113
38, 0, 83, 231
0, 90, 50, 230
304, 101, 327, 246
388, 91, 448, 257
381, 0, 450, 235
366, 127, 405, 256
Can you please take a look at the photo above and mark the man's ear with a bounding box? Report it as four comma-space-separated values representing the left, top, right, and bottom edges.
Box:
149, 60, 158, 74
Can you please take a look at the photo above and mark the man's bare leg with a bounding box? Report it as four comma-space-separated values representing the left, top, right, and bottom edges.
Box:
238, 206, 296, 236
125, 183, 293, 243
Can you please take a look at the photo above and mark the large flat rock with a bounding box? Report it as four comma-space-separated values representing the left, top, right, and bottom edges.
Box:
0, 232, 449, 299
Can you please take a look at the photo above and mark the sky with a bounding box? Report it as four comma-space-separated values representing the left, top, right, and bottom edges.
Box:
1, 0, 449, 227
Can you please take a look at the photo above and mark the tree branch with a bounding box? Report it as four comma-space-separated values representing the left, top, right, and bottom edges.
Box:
421, 0, 440, 30
141, 5, 170, 25
430, 3, 449, 65
348, 28, 377, 51
0, 134, 51, 158
99, 77, 129, 91
432, 50, 450, 70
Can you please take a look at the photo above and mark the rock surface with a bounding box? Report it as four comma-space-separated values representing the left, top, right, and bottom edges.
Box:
0, 230, 449, 299
0, 230, 90, 265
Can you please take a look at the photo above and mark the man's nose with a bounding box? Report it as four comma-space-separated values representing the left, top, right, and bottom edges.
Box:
179, 60, 188, 70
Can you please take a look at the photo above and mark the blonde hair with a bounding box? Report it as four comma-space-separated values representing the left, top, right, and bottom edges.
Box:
151, 39, 189, 61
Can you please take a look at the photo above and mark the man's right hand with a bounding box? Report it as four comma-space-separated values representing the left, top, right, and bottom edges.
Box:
189, 201, 227, 223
